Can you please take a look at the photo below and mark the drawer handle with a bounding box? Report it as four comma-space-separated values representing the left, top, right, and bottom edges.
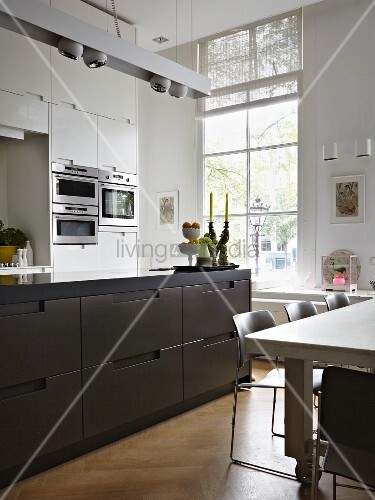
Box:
112, 350, 161, 370
112, 289, 160, 303
0, 378, 46, 402
203, 332, 235, 347
202, 282, 234, 293
0, 301, 44, 317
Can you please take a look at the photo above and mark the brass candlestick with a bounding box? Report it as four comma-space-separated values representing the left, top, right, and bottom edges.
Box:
217, 221, 229, 266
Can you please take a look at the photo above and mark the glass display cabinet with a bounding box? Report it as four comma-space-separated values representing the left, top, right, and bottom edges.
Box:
321, 252, 359, 292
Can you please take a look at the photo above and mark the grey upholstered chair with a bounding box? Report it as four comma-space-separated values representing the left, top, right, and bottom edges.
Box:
324, 292, 350, 311
284, 300, 318, 322
312, 366, 375, 499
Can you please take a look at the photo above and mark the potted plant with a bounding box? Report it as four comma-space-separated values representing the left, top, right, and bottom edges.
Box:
0, 220, 28, 263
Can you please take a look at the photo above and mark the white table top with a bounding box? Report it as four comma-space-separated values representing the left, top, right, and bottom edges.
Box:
245, 300, 375, 368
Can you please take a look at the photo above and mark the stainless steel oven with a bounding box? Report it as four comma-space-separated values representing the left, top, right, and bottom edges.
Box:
99, 171, 137, 227
52, 203, 98, 244
52, 162, 98, 207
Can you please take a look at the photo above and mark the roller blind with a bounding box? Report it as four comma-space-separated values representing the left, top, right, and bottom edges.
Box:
197, 10, 302, 117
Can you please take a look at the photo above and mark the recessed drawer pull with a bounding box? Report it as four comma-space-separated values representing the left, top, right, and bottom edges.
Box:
0, 378, 46, 402
0, 301, 45, 317
112, 350, 161, 370
203, 332, 235, 347
112, 289, 160, 303
202, 281, 235, 293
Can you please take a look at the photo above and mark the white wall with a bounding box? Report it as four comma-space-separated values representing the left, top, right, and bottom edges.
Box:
303, 0, 375, 289
138, 44, 199, 268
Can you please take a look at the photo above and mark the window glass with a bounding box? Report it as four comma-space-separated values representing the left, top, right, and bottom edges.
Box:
249, 146, 297, 212
204, 111, 247, 154
204, 153, 247, 216
249, 100, 298, 149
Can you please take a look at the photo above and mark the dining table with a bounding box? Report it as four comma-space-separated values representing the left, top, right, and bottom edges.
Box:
245, 298, 375, 483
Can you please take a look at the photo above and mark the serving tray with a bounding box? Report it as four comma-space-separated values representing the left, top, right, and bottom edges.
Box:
173, 264, 239, 273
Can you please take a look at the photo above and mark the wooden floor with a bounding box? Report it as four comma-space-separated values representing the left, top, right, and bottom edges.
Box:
1, 361, 373, 500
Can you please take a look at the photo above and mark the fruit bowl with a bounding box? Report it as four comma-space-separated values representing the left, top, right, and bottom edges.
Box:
182, 227, 200, 242
178, 243, 199, 266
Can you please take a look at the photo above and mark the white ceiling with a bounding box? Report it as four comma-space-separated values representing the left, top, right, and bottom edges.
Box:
83, 0, 325, 52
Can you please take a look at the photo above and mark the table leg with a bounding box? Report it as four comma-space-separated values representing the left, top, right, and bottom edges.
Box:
285, 358, 314, 482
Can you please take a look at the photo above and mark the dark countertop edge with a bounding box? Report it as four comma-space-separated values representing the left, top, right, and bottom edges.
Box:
0, 269, 252, 305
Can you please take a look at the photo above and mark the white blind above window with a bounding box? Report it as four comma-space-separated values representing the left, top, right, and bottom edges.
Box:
197, 10, 302, 117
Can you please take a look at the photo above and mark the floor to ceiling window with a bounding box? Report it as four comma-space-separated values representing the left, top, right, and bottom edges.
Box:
198, 10, 302, 282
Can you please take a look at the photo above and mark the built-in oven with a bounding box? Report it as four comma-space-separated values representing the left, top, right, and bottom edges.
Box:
52, 203, 98, 244
98, 170, 137, 227
52, 162, 98, 207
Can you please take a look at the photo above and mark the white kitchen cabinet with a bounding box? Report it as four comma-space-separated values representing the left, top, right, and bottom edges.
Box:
0, 28, 51, 101
51, 1, 136, 123
53, 245, 99, 273
98, 117, 137, 173
98, 230, 138, 271
0, 90, 48, 134
51, 105, 97, 167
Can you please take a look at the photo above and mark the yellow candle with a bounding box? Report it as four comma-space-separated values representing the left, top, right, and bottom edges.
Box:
209, 192, 213, 221
225, 193, 228, 222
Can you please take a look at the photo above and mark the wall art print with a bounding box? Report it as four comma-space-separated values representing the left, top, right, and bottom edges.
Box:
156, 191, 179, 230
330, 174, 365, 224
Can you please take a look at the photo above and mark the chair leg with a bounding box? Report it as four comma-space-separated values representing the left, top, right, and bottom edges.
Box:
271, 388, 285, 438
230, 371, 239, 461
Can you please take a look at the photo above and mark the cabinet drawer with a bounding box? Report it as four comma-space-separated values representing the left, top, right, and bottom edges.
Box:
184, 334, 237, 399
0, 371, 82, 471
81, 288, 182, 368
82, 346, 183, 437
0, 298, 81, 389
183, 280, 250, 342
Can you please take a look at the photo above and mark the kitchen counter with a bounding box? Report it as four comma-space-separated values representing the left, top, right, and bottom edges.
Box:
0, 267, 252, 305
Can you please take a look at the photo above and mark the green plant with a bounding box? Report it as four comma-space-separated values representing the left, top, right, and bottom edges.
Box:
0, 220, 28, 247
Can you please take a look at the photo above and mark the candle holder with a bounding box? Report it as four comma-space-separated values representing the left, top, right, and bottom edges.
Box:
217, 221, 229, 266
208, 221, 218, 266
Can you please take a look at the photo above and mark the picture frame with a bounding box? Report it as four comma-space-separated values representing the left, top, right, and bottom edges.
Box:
156, 191, 179, 230
330, 174, 365, 224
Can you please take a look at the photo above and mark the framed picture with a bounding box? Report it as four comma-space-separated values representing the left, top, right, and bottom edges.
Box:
156, 191, 179, 230
330, 174, 365, 224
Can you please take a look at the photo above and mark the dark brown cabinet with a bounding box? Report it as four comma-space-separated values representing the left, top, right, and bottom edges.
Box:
0, 298, 81, 389
182, 280, 250, 342
81, 288, 182, 368
0, 270, 251, 486
0, 371, 82, 470
0, 298, 82, 471
82, 346, 183, 437
182, 280, 250, 398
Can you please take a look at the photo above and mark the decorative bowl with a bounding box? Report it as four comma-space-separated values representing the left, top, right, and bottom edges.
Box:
182, 227, 200, 242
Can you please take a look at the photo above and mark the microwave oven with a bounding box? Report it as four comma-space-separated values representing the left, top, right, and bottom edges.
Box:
52, 162, 98, 207
52, 203, 98, 245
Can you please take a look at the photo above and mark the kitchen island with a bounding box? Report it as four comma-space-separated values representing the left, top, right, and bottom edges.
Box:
0, 268, 251, 487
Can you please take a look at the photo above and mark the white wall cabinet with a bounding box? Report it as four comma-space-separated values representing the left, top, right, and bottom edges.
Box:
51, 105, 97, 167
98, 230, 138, 271
0, 28, 51, 101
51, 0, 136, 123
0, 90, 48, 134
98, 117, 137, 173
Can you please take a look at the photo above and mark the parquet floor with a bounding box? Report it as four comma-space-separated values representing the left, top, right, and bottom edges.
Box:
0, 361, 373, 500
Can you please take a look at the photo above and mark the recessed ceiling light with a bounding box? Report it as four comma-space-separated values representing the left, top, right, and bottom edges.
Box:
152, 36, 169, 44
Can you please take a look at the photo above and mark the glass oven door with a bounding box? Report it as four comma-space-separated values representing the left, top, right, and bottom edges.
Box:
99, 183, 137, 227
53, 214, 98, 244
53, 173, 98, 206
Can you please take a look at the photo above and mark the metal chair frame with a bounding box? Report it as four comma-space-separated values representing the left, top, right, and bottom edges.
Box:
230, 310, 295, 479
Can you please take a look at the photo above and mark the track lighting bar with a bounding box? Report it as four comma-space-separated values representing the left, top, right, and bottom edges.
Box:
0, 0, 211, 98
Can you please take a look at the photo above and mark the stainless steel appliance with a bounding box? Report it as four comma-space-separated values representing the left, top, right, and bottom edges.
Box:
52, 203, 98, 244
52, 162, 98, 207
98, 170, 137, 227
